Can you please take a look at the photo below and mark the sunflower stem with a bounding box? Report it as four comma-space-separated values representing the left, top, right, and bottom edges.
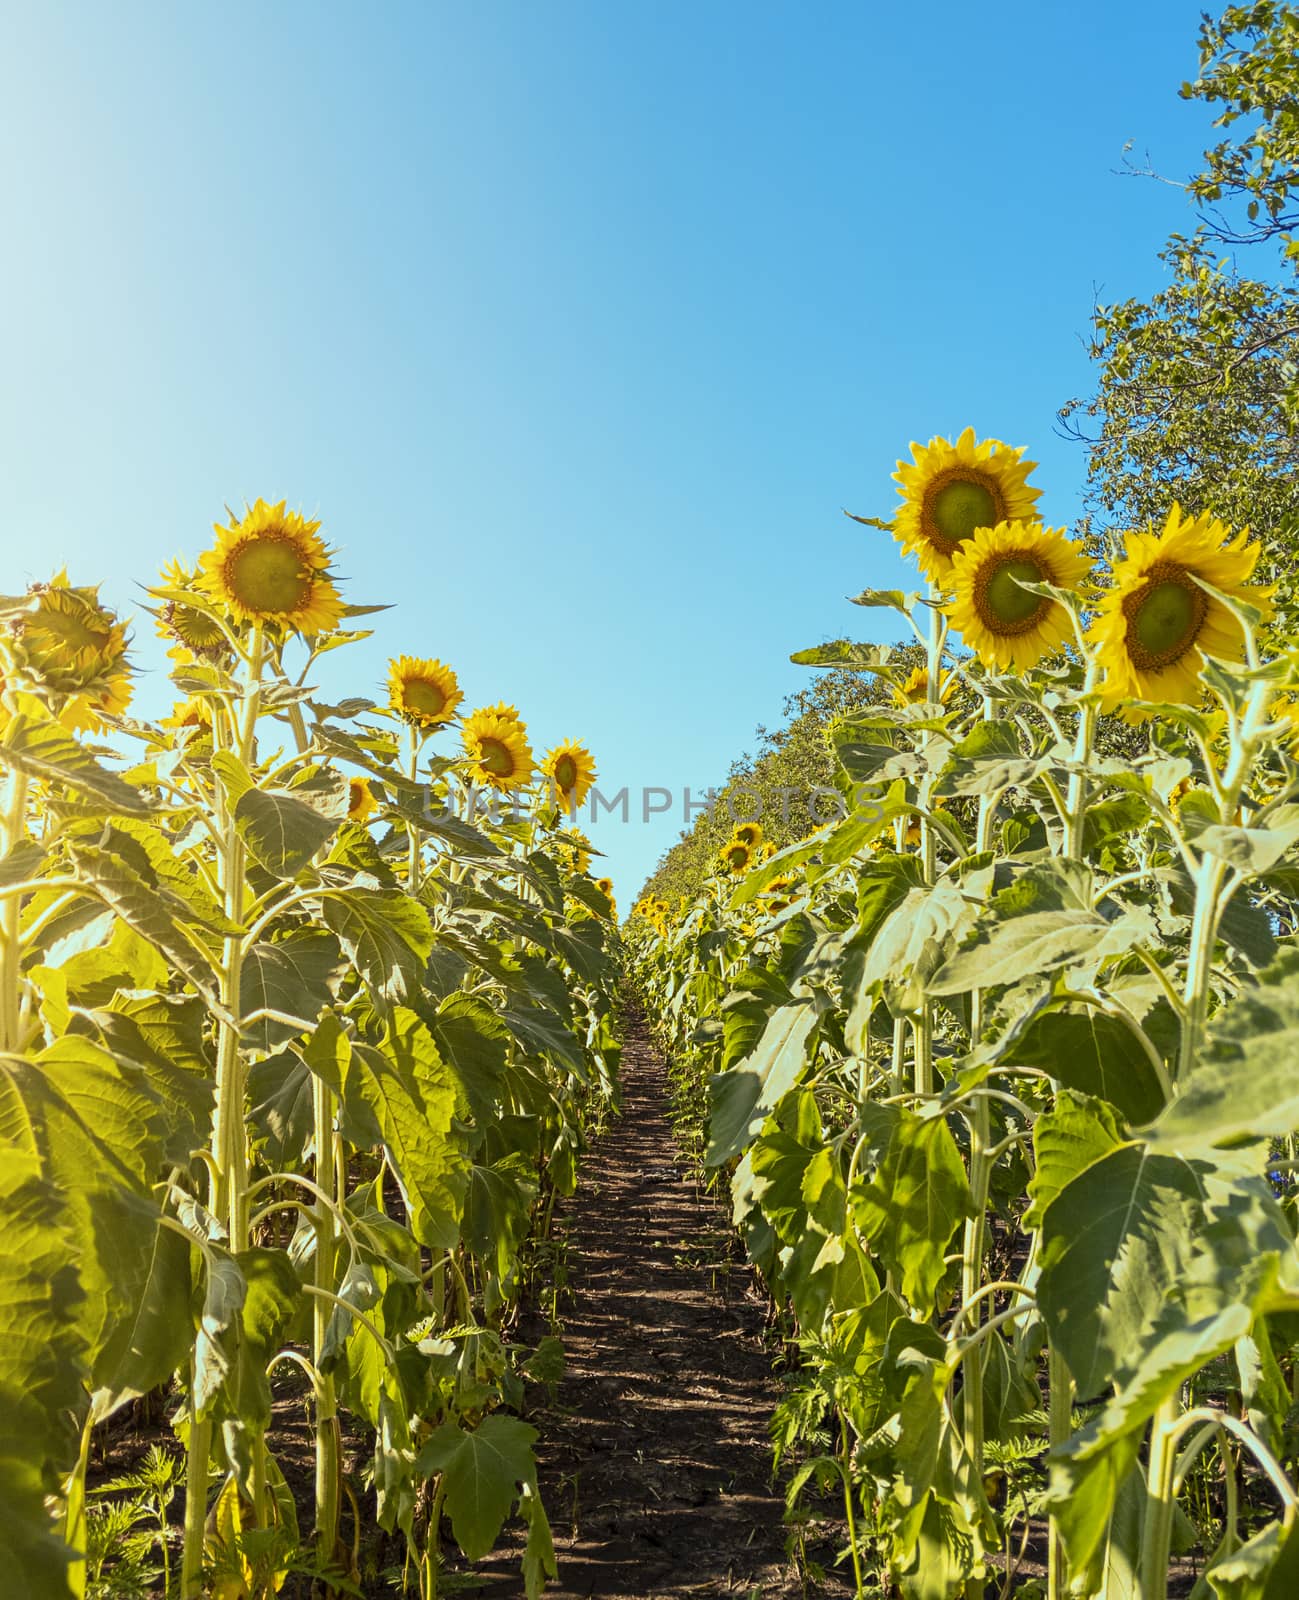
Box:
0, 768, 29, 1053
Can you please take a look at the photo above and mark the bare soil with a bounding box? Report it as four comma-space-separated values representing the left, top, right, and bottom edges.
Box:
466, 996, 853, 1599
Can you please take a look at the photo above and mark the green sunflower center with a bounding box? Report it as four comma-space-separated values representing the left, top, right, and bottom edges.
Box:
1125, 565, 1208, 669
924, 472, 1002, 552
404, 678, 448, 719
477, 737, 515, 777
33, 599, 113, 658
981, 558, 1046, 629
227, 536, 310, 616
553, 754, 578, 791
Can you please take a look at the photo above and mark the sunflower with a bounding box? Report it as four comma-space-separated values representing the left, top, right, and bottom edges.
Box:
198, 499, 344, 635
555, 827, 594, 874
152, 559, 231, 663
543, 739, 597, 812
894, 664, 953, 705
893, 428, 1042, 583
462, 706, 534, 791
732, 820, 764, 849
7, 572, 133, 730
1088, 506, 1274, 710
388, 656, 463, 730
161, 697, 214, 733
946, 522, 1093, 672
595, 877, 617, 919
347, 776, 378, 823
719, 839, 753, 875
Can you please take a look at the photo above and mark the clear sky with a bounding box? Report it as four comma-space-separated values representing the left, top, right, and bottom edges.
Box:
0, 1, 1224, 894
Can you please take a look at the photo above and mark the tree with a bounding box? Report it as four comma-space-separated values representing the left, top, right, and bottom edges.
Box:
1061, 4, 1299, 596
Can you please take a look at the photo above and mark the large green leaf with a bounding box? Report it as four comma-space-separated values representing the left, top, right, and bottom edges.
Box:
430, 994, 510, 1125
0, 710, 147, 813
1036, 1145, 1204, 1398
1143, 947, 1299, 1153
234, 784, 339, 877
705, 1004, 817, 1166
239, 930, 346, 1052
852, 1109, 974, 1313
1002, 1005, 1168, 1123
65, 842, 223, 1007
416, 1413, 539, 1561
348, 1009, 468, 1249
930, 906, 1155, 997
323, 887, 433, 1005
1025, 1090, 1124, 1229
863, 880, 975, 1014
0, 1151, 83, 1598
90, 1216, 192, 1422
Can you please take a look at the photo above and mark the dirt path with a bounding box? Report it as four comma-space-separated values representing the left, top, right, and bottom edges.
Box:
471, 997, 851, 1599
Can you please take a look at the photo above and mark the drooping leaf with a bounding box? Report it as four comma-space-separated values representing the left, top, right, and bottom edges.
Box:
0, 710, 148, 813
705, 1004, 817, 1166
349, 1009, 469, 1249
852, 1108, 975, 1313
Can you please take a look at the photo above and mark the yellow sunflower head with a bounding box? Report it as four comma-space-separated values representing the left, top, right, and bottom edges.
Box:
732, 821, 764, 848
151, 559, 232, 664
893, 428, 1042, 583
161, 697, 214, 734
594, 877, 617, 919
388, 656, 464, 730
462, 706, 534, 791
1087, 506, 1274, 712
197, 499, 344, 636
7, 572, 133, 731
946, 522, 1093, 672
347, 776, 378, 823
894, 664, 953, 705
555, 827, 594, 874
542, 739, 597, 812
719, 839, 753, 875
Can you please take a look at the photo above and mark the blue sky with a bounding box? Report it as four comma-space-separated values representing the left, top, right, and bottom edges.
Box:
1, 1, 1223, 893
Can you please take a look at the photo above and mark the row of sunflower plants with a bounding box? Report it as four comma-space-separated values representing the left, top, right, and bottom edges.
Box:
627, 430, 1299, 1599
0, 502, 620, 1600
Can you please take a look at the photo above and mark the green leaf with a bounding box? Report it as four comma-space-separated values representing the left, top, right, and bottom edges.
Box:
1036, 1145, 1204, 1398
1205, 1518, 1299, 1600
65, 842, 223, 1007
417, 1413, 539, 1561
864, 880, 975, 1014
0, 710, 148, 813
929, 906, 1155, 997
0, 838, 44, 888
429, 994, 510, 1126
705, 1004, 817, 1166
1002, 1006, 1168, 1123
239, 930, 346, 1052
323, 887, 434, 1005
90, 1217, 192, 1423
247, 1048, 314, 1168
789, 640, 894, 671
234, 785, 338, 877
349, 1009, 469, 1249
1025, 1090, 1124, 1230
851, 1109, 974, 1313
1142, 947, 1299, 1153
